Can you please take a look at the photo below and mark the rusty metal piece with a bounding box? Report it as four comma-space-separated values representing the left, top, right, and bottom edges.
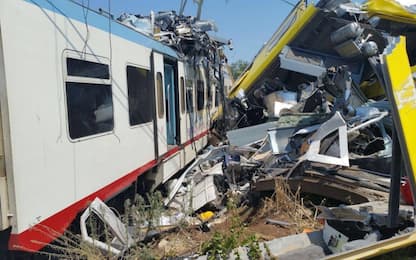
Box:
251, 169, 388, 204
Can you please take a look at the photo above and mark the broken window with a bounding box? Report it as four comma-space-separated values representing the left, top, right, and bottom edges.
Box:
67, 58, 110, 79
207, 75, 212, 107
66, 82, 113, 139
186, 79, 194, 113
197, 79, 204, 111
126, 66, 154, 126
65, 57, 113, 140
196, 67, 205, 111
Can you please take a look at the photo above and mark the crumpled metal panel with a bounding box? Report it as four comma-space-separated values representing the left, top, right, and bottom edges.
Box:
363, 0, 416, 24
300, 112, 350, 167
80, 198, 134, 255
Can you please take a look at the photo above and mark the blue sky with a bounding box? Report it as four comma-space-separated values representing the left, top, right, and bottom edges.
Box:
84, 0, 294, 63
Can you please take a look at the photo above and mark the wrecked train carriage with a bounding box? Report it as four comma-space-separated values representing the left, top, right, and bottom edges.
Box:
219, 0, 416, 186
0, 0, 231, 255
217, 0, 416, 258
79, 1, 416, 258
223, 0, 415, 127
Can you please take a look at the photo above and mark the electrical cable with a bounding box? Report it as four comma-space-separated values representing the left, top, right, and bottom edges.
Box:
81, 0, 90, 57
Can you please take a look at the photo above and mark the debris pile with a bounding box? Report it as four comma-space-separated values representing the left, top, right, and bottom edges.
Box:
118, 10, 232, 65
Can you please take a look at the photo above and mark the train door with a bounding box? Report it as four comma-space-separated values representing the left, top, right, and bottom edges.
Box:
153, 52, 167, 157
164, 61, 180, 146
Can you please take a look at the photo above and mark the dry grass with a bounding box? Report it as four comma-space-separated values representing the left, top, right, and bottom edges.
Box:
32, 181, 321, 259
257, 178, 321, 233
18, 225, 111, 260
155, 227, 209, 258
37, 227, 155, 260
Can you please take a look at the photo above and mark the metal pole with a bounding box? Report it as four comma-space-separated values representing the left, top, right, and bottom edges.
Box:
218, 54, 227, 134
196, 0, 204, 20
179, 0, 188, 16
388, 125, 402, 228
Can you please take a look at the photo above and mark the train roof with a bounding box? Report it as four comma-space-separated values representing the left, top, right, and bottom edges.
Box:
26, 0, 179, 59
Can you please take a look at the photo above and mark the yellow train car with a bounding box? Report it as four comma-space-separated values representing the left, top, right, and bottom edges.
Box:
224, 0, 416, 258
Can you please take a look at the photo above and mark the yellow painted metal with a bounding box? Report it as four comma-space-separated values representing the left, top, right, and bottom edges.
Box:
363, 0, 416, 24
335, 37, 416, 259
231, 69, 249, 92
325, 37, 416, 260
382, 37, 416, 179
212, 105, 222, 122
326, 231, 416, 259
227, 2, 318, 99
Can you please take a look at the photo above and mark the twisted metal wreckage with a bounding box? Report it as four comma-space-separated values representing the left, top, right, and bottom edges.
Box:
81, 0, 416, 258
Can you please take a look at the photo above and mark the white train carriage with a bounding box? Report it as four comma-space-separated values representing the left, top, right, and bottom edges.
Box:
0, 0, 218, 253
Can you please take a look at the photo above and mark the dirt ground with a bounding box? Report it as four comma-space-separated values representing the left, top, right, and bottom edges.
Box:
153, 203, 317, 258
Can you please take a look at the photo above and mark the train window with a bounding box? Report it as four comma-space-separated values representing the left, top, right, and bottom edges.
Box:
186, 79, 194, 113
66, 82, 113, 139
156, 72, 164, 118
215, 88, 220, 107
67, 58, 110, 79
207, 85, 212, 106
197, 80, 204, 111
180, 77, 185, 114
126, 66, 153, 126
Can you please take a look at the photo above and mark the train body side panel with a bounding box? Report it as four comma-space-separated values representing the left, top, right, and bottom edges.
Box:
0, 6, 15, 234
1, 0, 75, 235
0, 0, 211, 252
0, 0, 157, 236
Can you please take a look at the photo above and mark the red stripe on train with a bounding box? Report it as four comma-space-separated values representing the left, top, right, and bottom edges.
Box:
8, 130, 209, 252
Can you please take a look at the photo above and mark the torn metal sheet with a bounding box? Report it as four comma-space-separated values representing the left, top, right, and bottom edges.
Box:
292, 124, 321, 136
300, 112, 350, 167
118, 13, 153, 35
347, 111, 389, 134
169, 175, 220, 212
323, 221, 349, 254
164, 146, 227, 206
252, 166, 390, 204
191, 175, 218, 211
317, 206, 367, 222
264, 114, 330, 155
319, 200, 414, 255
227, 121, 277, 147
279, 46, 327, 78
276, 113, 331, 129
118, 10, 231, 61
80, 198, 134, 255
267, 127, 294, 155
341, 232, 381, 252
263, 90, 298, 117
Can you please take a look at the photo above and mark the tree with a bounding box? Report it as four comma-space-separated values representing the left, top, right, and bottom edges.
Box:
230, 60, 250, 81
